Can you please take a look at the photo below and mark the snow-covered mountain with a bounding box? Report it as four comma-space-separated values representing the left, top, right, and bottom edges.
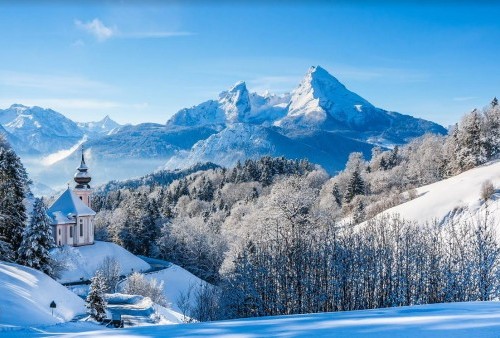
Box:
77, 115, 122, 136
167, 66, 445, 143
0, 104, 84, 154
165, 66, 445, 172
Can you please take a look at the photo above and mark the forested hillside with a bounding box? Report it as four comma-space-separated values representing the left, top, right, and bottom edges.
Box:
89, 99, 500, 320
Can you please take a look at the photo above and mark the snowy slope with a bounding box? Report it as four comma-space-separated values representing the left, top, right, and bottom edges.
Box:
0, 262, 85, 329
51, 241, 151, 283
8, 301, 500, 337
145, 264, 209, 314
378, 160, 500, 226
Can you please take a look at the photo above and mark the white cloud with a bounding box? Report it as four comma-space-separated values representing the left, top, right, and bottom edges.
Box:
75, 18, 115, 41
75, 18, 193, 42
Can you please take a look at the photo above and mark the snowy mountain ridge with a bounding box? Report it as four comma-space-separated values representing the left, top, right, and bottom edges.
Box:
0, 104, 85, 154
0, 65, 446, 189
163, 66, 446, 173
0, 104, 122, 155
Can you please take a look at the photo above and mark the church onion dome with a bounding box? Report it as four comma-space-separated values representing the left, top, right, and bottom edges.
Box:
74, 146, 91, 188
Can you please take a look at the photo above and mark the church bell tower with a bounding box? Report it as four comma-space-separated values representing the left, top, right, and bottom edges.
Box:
73, 146, 92, 207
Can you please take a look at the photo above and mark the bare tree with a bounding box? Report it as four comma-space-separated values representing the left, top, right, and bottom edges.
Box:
98, 256, 121, 293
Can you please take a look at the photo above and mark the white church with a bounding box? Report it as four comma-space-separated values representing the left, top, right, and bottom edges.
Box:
48, 148, 96, 247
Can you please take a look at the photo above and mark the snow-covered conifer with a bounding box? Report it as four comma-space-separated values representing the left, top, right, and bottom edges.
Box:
0, 137, 29, 252
86, 270, 108, 321
17, 198, 55, 276
344, 169, 365, 204
0, 236, 14, 262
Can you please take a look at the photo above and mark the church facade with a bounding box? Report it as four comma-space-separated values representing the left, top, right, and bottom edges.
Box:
48, 149, 96, 247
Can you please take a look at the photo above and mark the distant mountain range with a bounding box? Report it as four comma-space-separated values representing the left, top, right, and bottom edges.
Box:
0, 66, 446, 192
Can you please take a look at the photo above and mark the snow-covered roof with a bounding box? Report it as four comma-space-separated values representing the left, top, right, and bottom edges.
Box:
48, 187, 96, 224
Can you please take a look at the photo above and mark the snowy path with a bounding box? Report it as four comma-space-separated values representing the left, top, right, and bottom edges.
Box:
7, 301, 500, 337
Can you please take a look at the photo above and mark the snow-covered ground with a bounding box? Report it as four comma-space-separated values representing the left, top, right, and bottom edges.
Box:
6, 301, 500, 337
51, 241, 151, 283
0, 262, 85, 330
380, 159, 500, 226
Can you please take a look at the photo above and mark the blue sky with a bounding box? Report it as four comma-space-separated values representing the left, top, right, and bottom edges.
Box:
0, 2, 499, 126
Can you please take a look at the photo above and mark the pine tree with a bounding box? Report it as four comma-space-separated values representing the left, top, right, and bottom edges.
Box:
0, 138, 29, 253
0, 236, 14, 262
456, 110, 485, 169
17, 198, 55, 276
379, 157, 388, 171
344, 169, 365, 204
332, 183, 342, 207
492, 97, 498, 107
86, 270, 108, 321
387, 146, 400, 169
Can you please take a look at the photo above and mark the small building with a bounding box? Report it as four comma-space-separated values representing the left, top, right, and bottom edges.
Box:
48, 148, 96, 246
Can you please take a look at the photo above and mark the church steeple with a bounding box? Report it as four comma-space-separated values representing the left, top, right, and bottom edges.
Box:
74, 146, 91, 189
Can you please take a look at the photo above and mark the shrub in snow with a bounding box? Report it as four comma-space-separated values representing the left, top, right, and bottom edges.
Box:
122, 272, 167, 307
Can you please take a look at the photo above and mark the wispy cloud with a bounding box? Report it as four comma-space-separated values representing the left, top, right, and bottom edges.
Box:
453, 96, 478, 102
71, 39, 85, 48
75, 18, 115, 42
75, 18, 193, 42
0, 71, 114, 93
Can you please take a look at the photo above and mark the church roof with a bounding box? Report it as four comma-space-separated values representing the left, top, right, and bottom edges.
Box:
48, 187, 96, 224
